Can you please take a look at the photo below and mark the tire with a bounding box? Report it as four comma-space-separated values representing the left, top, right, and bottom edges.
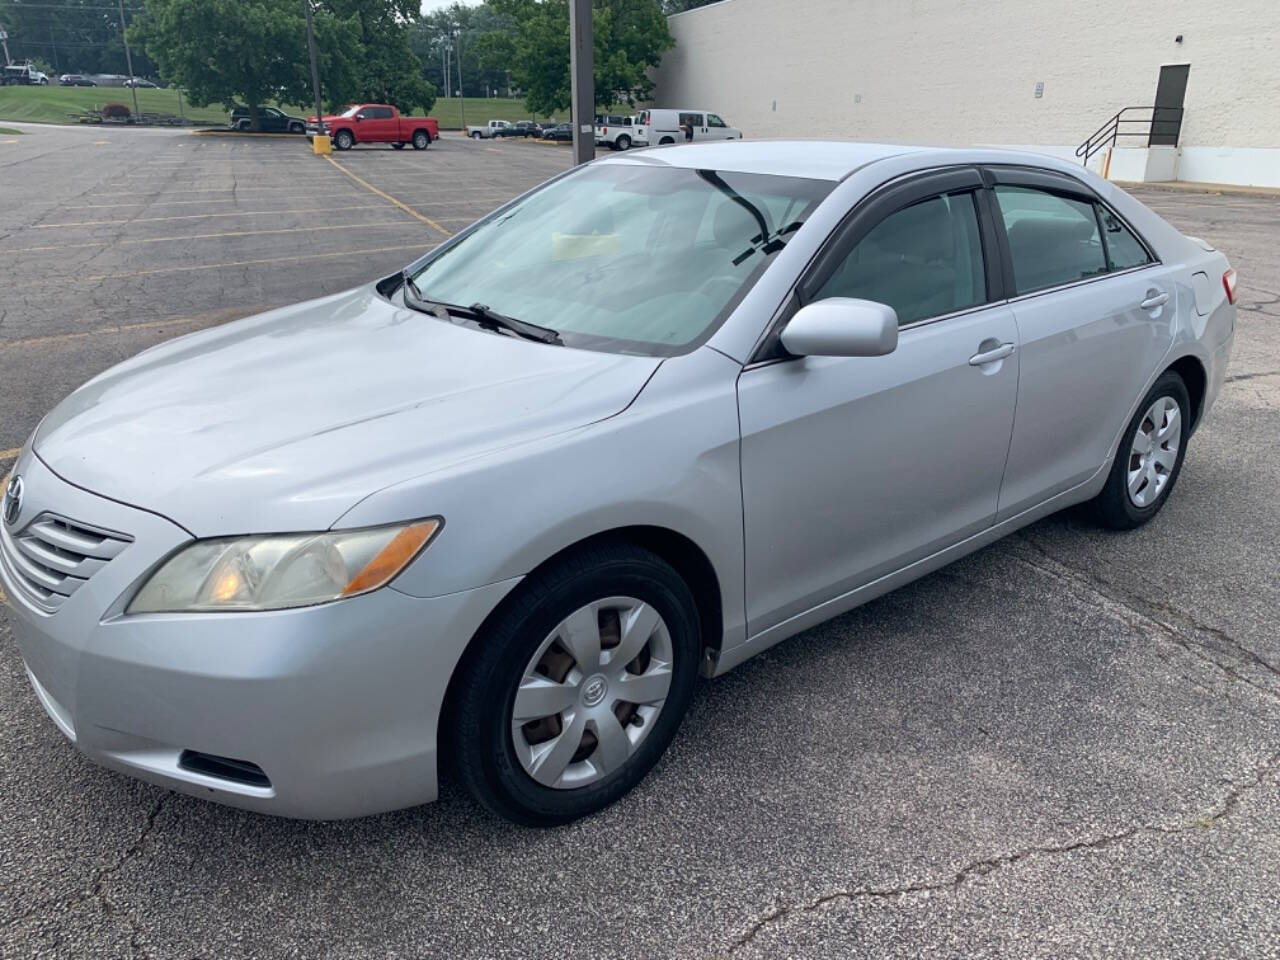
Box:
658, 136, 675, 145
471, 131, 483, 140
334, 129, 354, 151
412, 129, 430, 150
288, 121, 303, 134
1092, 370, 1191, 530
236, 119, 251, 132
391, 142, 405, 150
615, 134, 631, 151
449, 540, 701, 826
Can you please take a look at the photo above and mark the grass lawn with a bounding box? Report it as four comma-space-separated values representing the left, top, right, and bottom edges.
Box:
0, 87, 567, 129
0, 85, 228, 124
0, 127, 24, 135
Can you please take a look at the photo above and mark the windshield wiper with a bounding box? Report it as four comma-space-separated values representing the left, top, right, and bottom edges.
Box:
401, 270, 562, 345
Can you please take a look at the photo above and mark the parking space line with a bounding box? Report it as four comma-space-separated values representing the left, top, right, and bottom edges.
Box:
62, 194, 349, 209
69, 243, 435, 283
323, 157, 453, 236
23, 220, 417, 252
0, 309, 252, 352
36, 203, 387, 227
0, 447, 19, 461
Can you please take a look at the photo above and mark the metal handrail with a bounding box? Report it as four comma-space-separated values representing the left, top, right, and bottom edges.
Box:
1076, 105, 1184, 166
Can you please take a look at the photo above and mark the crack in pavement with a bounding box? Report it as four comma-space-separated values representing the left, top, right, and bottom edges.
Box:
1013, 535, 1280, 703
3, 793, 165, 956
1224, 369, 1280, 383
92, 794, 166, 959
723, 536, 1280, 956
724, 748, 1280, 956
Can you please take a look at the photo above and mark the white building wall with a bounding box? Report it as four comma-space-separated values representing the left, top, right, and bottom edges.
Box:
653, 0, 1280, 186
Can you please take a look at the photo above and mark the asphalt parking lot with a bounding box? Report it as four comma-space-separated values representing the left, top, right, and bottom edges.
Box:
2, 125, 1279, 959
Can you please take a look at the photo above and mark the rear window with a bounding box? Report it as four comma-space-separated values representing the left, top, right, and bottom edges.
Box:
994, 186, 1107, 294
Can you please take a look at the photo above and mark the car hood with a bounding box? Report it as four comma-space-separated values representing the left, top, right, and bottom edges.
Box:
35, 286, 661, 537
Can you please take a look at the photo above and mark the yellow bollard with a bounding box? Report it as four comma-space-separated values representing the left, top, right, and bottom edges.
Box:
312, 134, 332, 156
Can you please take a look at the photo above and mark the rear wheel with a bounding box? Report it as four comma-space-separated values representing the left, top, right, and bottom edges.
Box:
615, 134, 631, 151
658, 136, 675, 145
1092, 370, 1191, 529
334, 129, 354, 151
449, 541, 701, 826
412, 129, 430, 150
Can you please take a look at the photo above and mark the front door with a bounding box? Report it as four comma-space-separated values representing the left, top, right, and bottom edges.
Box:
738, 171, 1019, 635
1150, 64, 1189, 146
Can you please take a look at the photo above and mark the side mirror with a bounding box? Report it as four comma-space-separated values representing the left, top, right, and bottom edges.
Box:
355, 114, 365, 122
780, 298, 899, 358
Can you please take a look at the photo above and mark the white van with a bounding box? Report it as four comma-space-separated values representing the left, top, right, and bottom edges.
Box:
633, 109, 743, 147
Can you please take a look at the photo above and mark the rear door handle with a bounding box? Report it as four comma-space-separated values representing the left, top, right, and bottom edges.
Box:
968, 342, 1016, 366
1140, 292, 1170, 310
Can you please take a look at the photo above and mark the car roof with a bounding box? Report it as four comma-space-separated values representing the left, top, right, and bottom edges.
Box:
599, 140, 920, 181
598, 139, 1102, 183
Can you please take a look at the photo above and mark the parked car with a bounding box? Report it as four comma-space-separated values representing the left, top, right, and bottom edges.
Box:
499, 121, 543, 138
2, 142, 1235, 827
1, 63, 47, 85
307, 103, 438, 151
124, 77, 159, 88
465, 119, 512, 139
58, 74, 96, 87
230, 105, 307, 134
541, 122, 573, 142
594, 113, 635, 150
634, 108, 742, 146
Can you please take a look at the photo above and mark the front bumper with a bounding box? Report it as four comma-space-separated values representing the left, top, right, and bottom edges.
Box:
1, 451, 518, 819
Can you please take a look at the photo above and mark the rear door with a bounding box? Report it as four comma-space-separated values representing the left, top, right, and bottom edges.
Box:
985, 166, 1178, 519
738, 168, 1020, 633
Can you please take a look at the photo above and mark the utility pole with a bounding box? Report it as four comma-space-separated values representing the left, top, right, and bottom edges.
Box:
117, 0, 139, 117
455, 25, 465, 131
568, 0, 594, 165
303, 0, 328, 153
0, 25, 10, 68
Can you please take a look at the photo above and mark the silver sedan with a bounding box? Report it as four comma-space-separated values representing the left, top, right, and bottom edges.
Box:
1, 142, 1236, 825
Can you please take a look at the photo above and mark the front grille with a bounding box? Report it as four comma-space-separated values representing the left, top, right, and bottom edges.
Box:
0, 512, 131, 612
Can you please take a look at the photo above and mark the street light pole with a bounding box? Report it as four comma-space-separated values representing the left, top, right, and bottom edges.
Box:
568, 0, 594, 165
455, 25, 465, 131
117, 0, 140, 117
303, 0, 328, 154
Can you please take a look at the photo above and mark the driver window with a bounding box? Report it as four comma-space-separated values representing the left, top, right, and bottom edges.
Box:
814, 192, 988, 326
707, 114, 727, 128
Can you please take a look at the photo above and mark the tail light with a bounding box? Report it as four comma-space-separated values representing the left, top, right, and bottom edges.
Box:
1223, 268, 1238, 305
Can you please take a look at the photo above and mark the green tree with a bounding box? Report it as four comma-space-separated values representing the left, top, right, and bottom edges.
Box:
317, 0, 436, 114
129, 0, 316, 125
0, 0, 157, 76
482, 0, 673, 117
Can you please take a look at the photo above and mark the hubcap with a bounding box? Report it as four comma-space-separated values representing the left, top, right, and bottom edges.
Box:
511, 596, 674, 790
1127, 395, 1181, 508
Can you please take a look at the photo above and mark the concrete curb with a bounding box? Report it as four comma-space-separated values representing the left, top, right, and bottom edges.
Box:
1114, 180, 1280, 198
188, 129, 306, 139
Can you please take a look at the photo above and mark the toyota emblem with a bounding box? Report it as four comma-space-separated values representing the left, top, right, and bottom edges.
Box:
2, 474, 22, 527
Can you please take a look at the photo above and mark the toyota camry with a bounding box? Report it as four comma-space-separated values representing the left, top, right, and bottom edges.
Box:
1, 142, 1236, 825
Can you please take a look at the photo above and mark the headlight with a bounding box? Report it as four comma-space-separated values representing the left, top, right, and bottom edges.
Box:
127, 518, 441, 614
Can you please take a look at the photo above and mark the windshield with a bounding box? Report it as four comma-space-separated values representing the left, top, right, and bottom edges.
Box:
340, 105, 361, 118
405, 164, 833, 356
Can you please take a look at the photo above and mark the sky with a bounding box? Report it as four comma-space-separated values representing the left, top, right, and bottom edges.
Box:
420, 0, 480, 12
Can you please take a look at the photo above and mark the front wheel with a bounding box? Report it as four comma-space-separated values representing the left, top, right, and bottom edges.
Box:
334, 129, 354, 151
1092, 370, 1191, 529
412, 130, 430, 150
288, 121, 304, 134
449, 541, 701, 826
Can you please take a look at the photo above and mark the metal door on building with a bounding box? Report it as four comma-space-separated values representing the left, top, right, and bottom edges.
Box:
1150, 64, 1189, 146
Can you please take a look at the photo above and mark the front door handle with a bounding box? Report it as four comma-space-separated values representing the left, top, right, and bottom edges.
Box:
968, 342, 1016, 366
1140, 291, 1170, 310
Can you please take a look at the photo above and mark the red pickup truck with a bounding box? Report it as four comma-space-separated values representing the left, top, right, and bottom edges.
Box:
306, 103, 439, 151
